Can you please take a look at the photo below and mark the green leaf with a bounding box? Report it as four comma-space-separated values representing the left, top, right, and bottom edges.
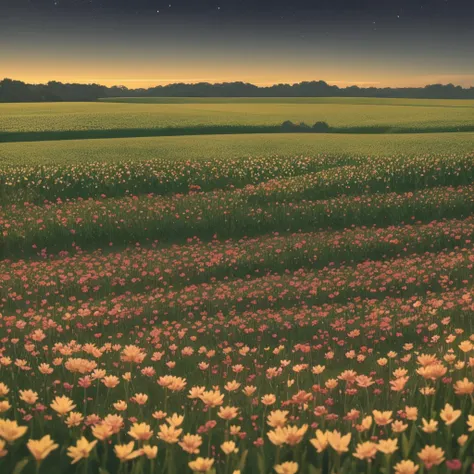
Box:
99, 468, 111, 474
308, 465, 322, 474
236, 449, 249, 471
257, 452, 266, 474
401, 433, 409, 458
12, 458, 29, 474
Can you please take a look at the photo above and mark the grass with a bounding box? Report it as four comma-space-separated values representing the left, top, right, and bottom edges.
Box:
2, 131, 474, 166
1, 99, 474, 142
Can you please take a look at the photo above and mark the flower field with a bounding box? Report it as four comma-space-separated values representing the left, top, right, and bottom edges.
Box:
0, 150, 474, 474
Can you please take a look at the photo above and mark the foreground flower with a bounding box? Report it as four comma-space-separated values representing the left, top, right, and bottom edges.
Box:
179, 434, 203, 454
394, 460, 419, 474
267, 410, 289, 428
50, 396, 76, 416
283, 425, 308, 446
327, 430, 351, 454
114, 442, 142, 462
128, 422, 153, 441
188, 457, 215, 472
0, 419, 28, 443
310, 430, 328, 453
274, 461, 299, 474
418, 445, 445, 470
439, 403, 461, 426
141, 445, 158, 459
67, 437, 98, 464
377, 438, 398, 454
157, 424, 182, 443
27, 435, 59, 461
221, 441, 238, 455
353, 441, 377, 460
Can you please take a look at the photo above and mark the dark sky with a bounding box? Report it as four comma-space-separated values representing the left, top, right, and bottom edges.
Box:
1, 0, 473, 87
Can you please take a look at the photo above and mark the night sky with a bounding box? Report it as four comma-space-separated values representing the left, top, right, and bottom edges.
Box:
1, 0, 473, 87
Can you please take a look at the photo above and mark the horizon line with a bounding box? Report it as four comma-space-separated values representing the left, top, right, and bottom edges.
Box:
2, 77, 473, 90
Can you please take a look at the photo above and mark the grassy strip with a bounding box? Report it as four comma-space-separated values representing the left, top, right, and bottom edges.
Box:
2, 123, 474, 143
2, 183, 474, 258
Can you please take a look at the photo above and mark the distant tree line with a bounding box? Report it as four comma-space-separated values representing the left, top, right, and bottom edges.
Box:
1, 78, 474, 102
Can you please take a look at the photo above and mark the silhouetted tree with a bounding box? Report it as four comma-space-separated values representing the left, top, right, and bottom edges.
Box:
1, 78, 473, 102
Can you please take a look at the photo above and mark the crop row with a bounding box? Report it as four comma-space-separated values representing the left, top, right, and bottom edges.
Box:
3, 183, 474, 258
2, 152, 473, 206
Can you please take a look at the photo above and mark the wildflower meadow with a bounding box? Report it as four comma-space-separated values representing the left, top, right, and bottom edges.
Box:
0, 150, 473, 474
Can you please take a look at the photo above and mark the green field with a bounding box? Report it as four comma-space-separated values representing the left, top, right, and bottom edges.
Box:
1, 132, 474, 166
1, 97, 474, 143
1, 98, 474, 474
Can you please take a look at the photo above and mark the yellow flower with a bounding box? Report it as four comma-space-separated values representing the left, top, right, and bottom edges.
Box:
19, 390, 39, 405
405, 406, 418, 421
120, 345, 146, 364
67, 437, 97, 464
188, 457, 214, 472
310, 430, 328, 453
377, 438, 398, 454
391, 420, 408, 433
261, 394, 277, 406
458, 434, 468, 446
92, 423, 114, 441
128, 422, 153, 441
221, 441, 238, 455
0, 419, 28, 443
353, 441, 377, 460
103, 414, 124, 434
224, 380, 241, 392
50, 396, 76, 416
199, 390, 224, 407
283, 425, 308, 446
65, 412, 84, 428
417, 445, 445, 470
157, 424, 182, 444
327, 430, 351, 454
467, 415, 474, 431
132, 393, 148, 405
0, 383, 9, 397
453, 378, 474, 395
439, 403, 461, 426
421, 418, 438, 433
274, 461, 299, 474
113, 401, 127, 411
394, 460, 419, 474
179, 434, 203, 454
27, 435, 58, 461
373, 410, 393, 426
114, 442, 142, 462
166, 413, 184, 427
218, 406, 239, 421
267, 427, 287, 446
242, 385, 257, 397
267, 410, 289, 428
360, 416, 372, 431
0, 401, 11, 413
459, 340, 473, 353
102, 375, 120, 388
141, 445, 158, 459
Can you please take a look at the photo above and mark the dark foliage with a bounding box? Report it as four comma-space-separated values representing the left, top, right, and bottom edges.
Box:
1, 78, 474, 102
